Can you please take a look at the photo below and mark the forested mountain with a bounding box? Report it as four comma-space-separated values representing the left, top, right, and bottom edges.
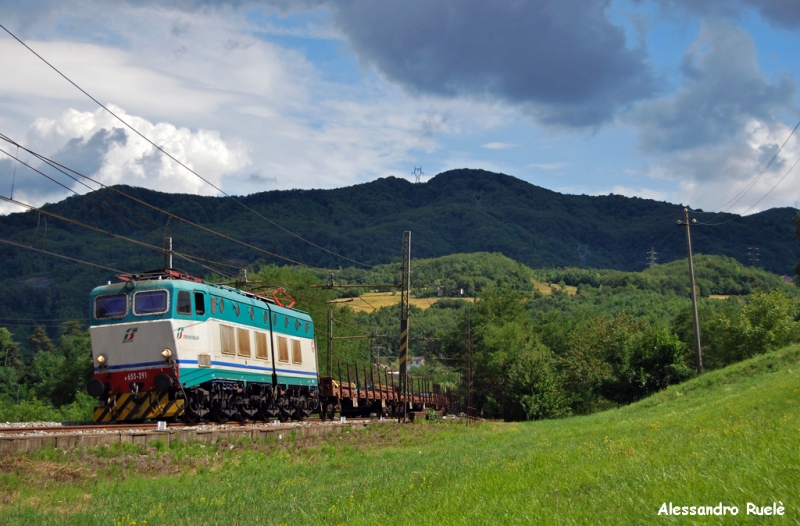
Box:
0, 168, 798, 348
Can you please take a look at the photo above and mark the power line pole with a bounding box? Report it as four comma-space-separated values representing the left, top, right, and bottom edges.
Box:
399, 231, 411, 422
163, 236, 173, 269
327, 309, 333, 375
677, 208, 703, 374
465, 307, 473, 415
646, 246, 658, 268
748, 247, 759, 267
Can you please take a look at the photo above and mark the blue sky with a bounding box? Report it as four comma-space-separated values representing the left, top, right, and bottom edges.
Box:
0, 0, 799, 215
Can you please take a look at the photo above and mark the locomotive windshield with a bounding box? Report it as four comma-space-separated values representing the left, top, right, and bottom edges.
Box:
95, 294, 127, 319
134, 290, 169, 315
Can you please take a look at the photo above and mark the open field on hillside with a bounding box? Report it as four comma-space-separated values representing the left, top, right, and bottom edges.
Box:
330, 291, 475, 312
533, 279, 577, 296
1, 346, 799, 524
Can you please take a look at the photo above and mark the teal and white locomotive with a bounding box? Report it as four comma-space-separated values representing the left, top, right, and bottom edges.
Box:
86, 269, 319, 423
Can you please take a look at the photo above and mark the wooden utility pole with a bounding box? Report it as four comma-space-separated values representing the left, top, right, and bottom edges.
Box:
465, 307, 473, 413
399, 231, 411, 422
327, 309, 333, 375
678, 208, 703, 374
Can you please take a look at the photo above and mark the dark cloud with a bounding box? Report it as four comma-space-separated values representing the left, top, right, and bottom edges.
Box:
51, 128, 127, 176
649, 0, 800, 30
326, 0, 655, 127
629, 22, 795, 154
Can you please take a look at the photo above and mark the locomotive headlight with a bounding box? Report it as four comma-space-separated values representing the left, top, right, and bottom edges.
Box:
96, 354, 107, 365
161, 348, 172, 359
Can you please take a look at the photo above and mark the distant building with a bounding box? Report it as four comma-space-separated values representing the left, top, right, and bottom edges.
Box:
409, 356, 426, 368
781, 275, 795, 285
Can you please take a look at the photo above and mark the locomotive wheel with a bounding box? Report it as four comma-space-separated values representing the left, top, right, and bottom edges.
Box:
211, 410, 229, 424
182, 409, 200, 424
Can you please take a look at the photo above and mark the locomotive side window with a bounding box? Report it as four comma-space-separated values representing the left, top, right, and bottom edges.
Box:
220, 324, 235, 355
134, 290, 168, 315
237, 328, 251, 357
277, 336, 289, 362
291, 339, 302, 364
211, 297, 216, 314
195, 292, 205, 315
233, 303, 240, 317
255, 332, 269, 360
219, 299, 225, 313
284, 316, 289, 329
249, 306, 254, 321
95, 294, 127, 319
177, 291, 191, 315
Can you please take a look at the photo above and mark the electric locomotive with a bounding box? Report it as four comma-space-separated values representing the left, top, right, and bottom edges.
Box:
86, 269, 319, 423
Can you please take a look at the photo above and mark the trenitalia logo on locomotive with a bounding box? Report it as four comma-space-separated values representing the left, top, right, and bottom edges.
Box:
122, 328, 138, 343
175, 328, 199, 341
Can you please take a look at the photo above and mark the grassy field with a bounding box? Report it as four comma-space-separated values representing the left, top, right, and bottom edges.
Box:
329, 291, 475, 312
1, 346, 799, 525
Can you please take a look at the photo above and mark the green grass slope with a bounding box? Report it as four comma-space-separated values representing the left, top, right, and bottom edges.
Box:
1, 346, 799, 524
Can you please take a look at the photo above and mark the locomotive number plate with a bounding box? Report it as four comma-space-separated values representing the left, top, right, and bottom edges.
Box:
123, 371, 148, 382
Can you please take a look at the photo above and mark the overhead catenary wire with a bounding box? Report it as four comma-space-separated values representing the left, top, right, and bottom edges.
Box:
0, 237, 125, 274
696, 152, 800, 227
0, 143, 239, 277
710, 118, 800, 214
0, 137, 326, 271
0, 135, 244, 273
0, 22, 373, 269
0, 195, 229, 270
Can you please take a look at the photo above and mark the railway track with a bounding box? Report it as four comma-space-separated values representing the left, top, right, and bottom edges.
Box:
0, 417, 375, 436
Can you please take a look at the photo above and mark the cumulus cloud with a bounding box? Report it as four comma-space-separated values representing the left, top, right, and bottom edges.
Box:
325, 0, 655, 127
629, 22, 799, 212
648, 0, 800, 30
17, 105, 250, 202
630, 22, 795, 154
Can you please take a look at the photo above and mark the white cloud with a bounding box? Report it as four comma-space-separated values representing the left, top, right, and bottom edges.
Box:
527, 162, 568, 170
482, 142, 517, 150
25, 105, 250, 198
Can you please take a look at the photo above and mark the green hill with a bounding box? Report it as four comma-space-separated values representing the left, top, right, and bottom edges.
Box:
0, 168, 798, 347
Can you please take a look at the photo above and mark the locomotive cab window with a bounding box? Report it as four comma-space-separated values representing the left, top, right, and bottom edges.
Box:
133, 290, 168, 315
95, 293, 127, 319
177, 291, 191, 315
194, 292, 205, 315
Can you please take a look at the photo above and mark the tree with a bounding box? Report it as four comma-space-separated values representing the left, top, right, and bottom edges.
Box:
709, 290, 800, 365
560, 314, 691, 412
795, 210, 800, 286
0, 328, 23, 403
27, 323, 93, 407
466, 286, 569, 421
